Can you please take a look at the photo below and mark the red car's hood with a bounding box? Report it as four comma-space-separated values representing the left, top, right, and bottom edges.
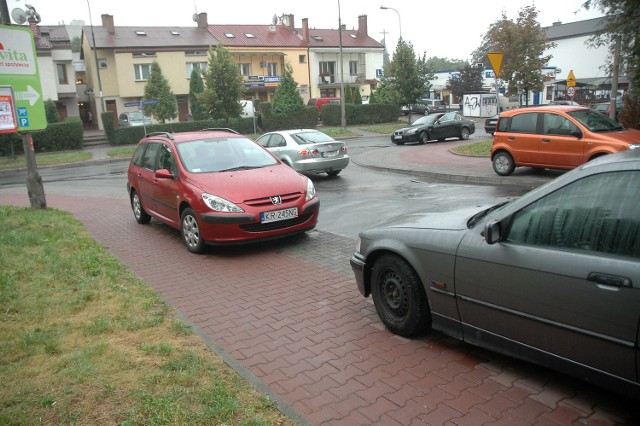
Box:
185, 165, 306, 203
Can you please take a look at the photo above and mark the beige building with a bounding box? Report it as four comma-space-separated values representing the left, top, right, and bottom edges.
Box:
81, 13, 384, 130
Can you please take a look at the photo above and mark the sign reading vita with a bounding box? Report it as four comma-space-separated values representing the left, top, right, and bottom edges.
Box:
0, 25, 47, 131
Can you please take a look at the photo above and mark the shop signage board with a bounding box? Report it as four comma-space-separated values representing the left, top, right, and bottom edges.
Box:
0, 24, 47, 132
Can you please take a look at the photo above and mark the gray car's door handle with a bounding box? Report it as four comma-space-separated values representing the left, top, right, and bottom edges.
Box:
587, 272, 632, 288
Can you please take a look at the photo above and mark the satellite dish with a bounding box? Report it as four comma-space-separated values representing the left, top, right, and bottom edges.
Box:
192, 13, 198, 22
24, 4, 41, 23
11, 8, 27, 25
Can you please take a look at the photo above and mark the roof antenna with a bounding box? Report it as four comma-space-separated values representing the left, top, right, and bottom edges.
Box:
192, 0, 198, 23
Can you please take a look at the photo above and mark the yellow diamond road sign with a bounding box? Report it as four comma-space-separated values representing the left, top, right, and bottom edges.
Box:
567, 70, 576, 87
487, 52, 503, 79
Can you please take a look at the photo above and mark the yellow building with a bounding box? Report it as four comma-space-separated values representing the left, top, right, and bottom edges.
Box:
81, 13, 383, 130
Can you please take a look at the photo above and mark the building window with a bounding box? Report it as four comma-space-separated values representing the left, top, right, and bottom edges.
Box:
186, 62, 208, 78
56, 63, 68, 84
239, 63, 250, 76
267, 62, 277, 76
299, 55, 306, 64
319, 61, 336, 83
349, 61, 358, 76
134, 64, 151, 81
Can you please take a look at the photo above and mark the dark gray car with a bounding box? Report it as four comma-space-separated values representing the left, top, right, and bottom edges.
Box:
351, 148, 640, 397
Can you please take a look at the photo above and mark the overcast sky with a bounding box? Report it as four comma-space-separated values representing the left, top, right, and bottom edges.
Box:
8, 0, 604, 60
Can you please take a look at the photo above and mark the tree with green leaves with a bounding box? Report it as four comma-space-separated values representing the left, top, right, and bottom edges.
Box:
188, 68, 207, 120
353, 87, 362, 104
143, 61, 178, 123
369, 77, 393, 104
582, 0, 639, 94
198, 44, 245, 123
384, 39, 433, 107
425, 57, 469, 71
271, 63, 304, 115
471, 6, 555, 104
71, 36, 81, 53
446, 64, 484, 99
44, 100, 59, 123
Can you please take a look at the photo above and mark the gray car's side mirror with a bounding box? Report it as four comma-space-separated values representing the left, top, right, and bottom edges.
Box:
483, 219, 501, 244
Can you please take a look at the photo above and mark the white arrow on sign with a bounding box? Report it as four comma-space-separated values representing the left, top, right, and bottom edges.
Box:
15, 85, 41, 106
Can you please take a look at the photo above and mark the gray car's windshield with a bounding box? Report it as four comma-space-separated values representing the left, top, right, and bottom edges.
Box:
128, 112, 146, 121
568, 109, 624, 132
177, 138, 278, 173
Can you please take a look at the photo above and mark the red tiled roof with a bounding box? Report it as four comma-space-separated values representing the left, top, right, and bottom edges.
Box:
207, 24, 305, 48
83, 26, 217, 50
207, 24, 384, 49
306, 28, 383, 48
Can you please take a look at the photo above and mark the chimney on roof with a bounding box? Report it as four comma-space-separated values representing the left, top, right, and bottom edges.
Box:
102, 14, 115, 35
29, 19, 40, 40
302, 18, 309, 44
358, 15, 368, 36
286, 14, 295, 30
197, 12, 208, 29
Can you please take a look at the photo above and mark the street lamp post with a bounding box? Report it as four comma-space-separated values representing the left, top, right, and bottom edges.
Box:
380, 5, 401, 39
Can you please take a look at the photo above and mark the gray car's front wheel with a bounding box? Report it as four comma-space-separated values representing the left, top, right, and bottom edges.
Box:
181, 208, 206, 254
370, 254, 431, 337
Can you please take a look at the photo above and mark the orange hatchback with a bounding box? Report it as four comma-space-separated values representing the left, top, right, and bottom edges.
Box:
491, 106, 640, 176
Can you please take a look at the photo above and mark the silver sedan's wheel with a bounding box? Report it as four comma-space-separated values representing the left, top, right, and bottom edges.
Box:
492, 151, 515, 176
459, 127, 470, 140
131, 190, 151, 224
181, 208, 206, 253
370, 254, 431, 337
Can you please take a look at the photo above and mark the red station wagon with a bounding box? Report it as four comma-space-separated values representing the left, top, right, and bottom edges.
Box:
127, 129, 320, 253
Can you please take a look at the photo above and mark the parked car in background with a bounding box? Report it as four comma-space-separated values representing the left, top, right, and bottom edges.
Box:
126, 129, 319, 253
307, 97, 341, 112
410, 99, 447, 115
351, 148, 640, 398
119, 111, 151, 128
256, 129, 349, 176
549, 100, 582, 106
484, 114, 498, 135
491, 105, 640, 176
391, 112, 475, 144
593, 100, 624, 120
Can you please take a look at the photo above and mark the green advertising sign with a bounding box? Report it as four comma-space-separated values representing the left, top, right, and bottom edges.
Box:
0, 24, 47, 131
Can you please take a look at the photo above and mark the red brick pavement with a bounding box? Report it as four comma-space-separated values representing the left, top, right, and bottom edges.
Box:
2, 193, 637, 425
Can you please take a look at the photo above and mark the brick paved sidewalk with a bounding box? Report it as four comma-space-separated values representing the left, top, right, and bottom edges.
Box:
1, 193, 636, 425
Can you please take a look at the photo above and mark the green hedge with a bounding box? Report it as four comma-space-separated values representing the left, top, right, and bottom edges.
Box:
259, 104, 318, 132
0, 119, 83, 156
320, 103, 399, 126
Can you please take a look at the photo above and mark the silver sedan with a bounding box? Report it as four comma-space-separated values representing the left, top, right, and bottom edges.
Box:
351, 148, 640, 398
256, 129, 349, 177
